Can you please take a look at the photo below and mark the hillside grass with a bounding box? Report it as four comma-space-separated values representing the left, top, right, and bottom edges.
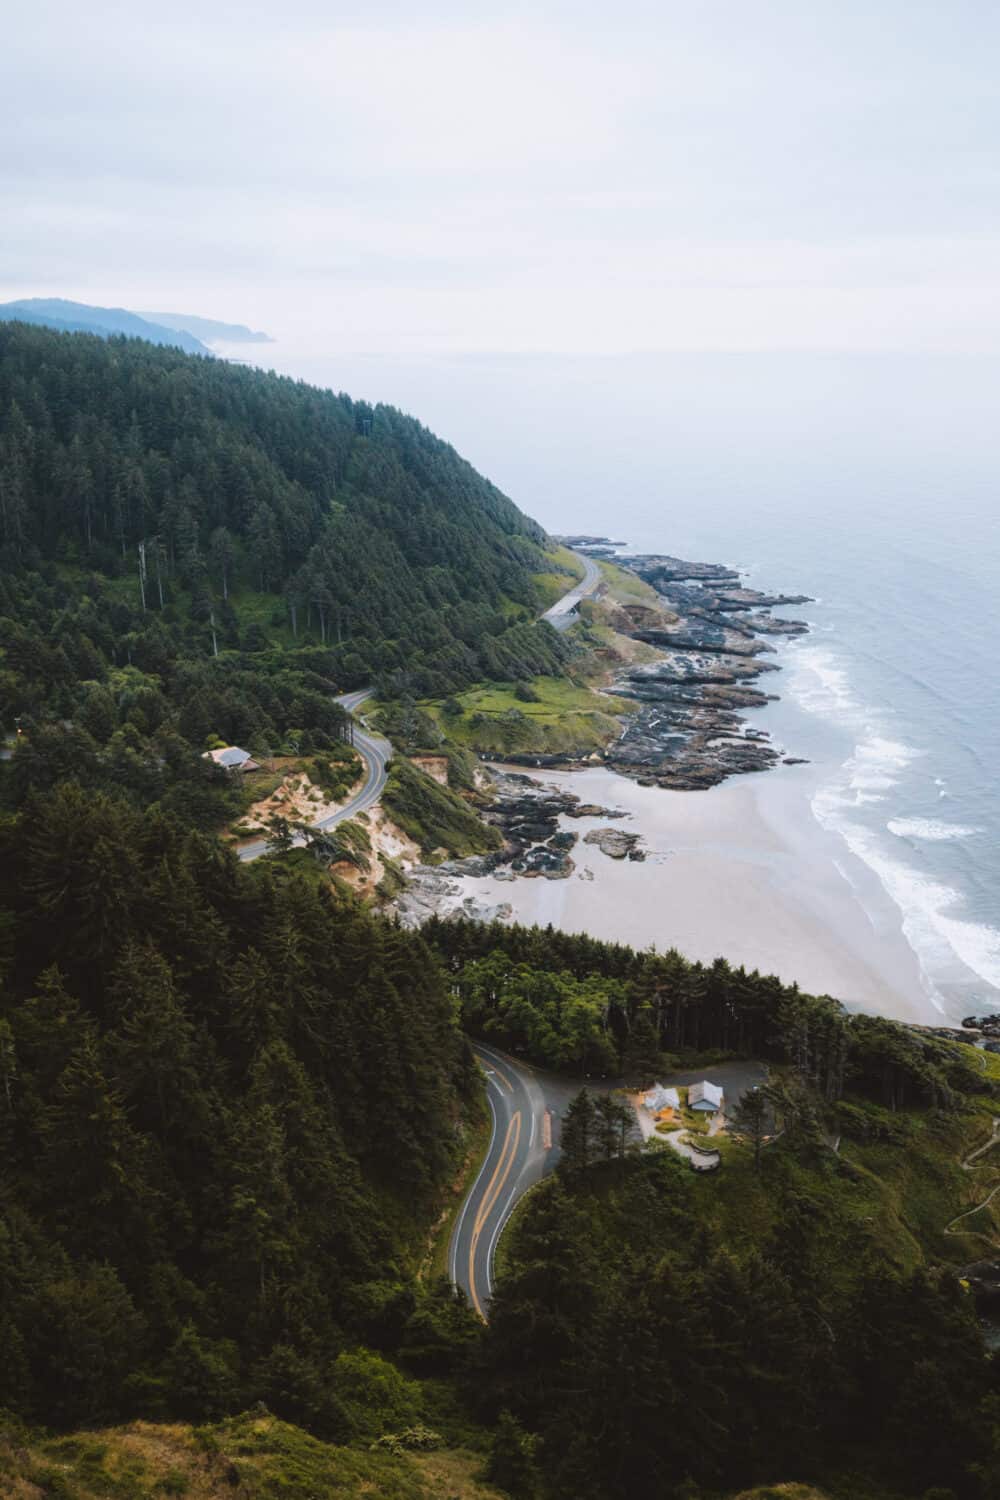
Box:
0, 1413, 506, 1500
531, 544, 586, 609
597, 557, 664, 607
381, 757, 502, 859
684, 1076, 1000, 1294
422, 675, 633, 758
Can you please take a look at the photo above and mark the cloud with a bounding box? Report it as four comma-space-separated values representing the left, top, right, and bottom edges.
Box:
4, 0, 1000, 352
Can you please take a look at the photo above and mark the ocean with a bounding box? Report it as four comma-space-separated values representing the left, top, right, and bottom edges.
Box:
226, 344, 1000, 1022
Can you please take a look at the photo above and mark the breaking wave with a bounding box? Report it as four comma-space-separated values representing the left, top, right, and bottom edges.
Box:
888, 817, 982, 842
788, 642, 1000, 1014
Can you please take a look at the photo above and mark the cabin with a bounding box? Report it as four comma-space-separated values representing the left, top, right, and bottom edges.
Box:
688, 1080, 724, 1113
203, 745, 260, 773
643, 1084, 680, 1114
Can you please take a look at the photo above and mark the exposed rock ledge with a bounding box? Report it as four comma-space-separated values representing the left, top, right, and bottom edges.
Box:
583, 827, 645, 861
388, 768, 630, 927
599, 552, 812, 789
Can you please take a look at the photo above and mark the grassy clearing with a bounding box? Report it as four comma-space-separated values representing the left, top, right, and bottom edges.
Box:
578, 619, 665, 668
685, 1085, 1000, 1293
531, 544, 586, 609
0, 1413, 505, 1500
422, 675, 632, 758
597, 558, 664, 608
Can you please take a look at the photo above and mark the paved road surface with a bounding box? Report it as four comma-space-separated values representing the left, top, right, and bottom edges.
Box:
238, 551, 593, 863
237, 689, 392, 863
451, 1052, 767, 1315
449, 1043, 584, 1319
542, 551, 602, 632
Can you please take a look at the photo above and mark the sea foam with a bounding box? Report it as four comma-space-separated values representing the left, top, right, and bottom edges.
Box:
888, 817, 982, 842
792, 643, 1000, 1011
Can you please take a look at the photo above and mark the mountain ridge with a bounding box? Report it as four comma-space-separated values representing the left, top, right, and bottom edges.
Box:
0, 298, 213, 355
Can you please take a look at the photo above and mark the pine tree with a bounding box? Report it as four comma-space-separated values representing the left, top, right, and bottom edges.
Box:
559, 1089, 597, 1176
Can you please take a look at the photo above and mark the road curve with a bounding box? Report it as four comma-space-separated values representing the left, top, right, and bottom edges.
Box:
542, 550, 602, 632
237, 550, 595, 863
449, 1043, 555, 1319
237, 690, 392, 863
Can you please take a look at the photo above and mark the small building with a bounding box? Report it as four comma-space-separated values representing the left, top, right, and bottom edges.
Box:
688, 1080, 724, 1113
203, 745, 260, 773
643, 1084, 680, 1114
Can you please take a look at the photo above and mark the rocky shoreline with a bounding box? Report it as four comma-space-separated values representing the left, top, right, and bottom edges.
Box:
388, 540, 813, 925
389, 767, 642, 927
552, 540, 812, 789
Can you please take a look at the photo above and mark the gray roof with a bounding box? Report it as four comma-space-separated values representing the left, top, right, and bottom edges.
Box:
688, 1080, 724, 1109
215, 746, 251, 767
643, 1084, 680, 1112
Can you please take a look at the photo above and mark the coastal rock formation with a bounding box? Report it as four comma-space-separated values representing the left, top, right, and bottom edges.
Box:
583, 827, 645, 860
571, 545, 813, 791
388, 767, 632, 924
963, 1014, 1000, 1037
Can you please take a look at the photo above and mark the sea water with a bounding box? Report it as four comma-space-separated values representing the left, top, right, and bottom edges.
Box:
230, 345, 1000, 1022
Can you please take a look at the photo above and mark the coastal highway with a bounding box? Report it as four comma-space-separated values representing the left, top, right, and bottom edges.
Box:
449, 1042, 581, 1320
542, 551, 603, 632
237, 689, 392, 862
238, 549, 594, 863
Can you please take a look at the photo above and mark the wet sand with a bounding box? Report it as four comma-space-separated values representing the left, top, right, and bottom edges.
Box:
443, 762, 941, 1026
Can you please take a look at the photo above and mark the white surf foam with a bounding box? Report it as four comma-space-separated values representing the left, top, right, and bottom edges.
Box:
790, 643, 1000, 1010
888, 817, 982, 842
845, 737, 922, 804
785, 644, 859, 720
812, 791, 1000, 1008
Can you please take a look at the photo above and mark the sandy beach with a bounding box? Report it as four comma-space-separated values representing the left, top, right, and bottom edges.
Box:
441, 761, 943, 1027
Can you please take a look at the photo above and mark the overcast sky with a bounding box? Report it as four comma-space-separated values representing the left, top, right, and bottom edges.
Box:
5, 0, 1000, 354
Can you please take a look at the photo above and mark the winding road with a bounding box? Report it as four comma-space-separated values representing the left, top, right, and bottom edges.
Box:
238, 551, 599, 863
237, 689, 392, 863
449, 1043, 582, 1319
542, 550, 602, 632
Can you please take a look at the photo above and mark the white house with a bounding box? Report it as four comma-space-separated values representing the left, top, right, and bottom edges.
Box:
203, 745, 259, 773
688, 1080, 724, 1113
643, 1084, 680, 1113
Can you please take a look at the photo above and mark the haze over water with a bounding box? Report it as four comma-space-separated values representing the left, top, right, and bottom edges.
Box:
233, 343, 1000, 1020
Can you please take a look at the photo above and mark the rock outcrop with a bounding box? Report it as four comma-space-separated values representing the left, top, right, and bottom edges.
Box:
388, 768, 633, 925
562, 546, 813, 790
583, 827, 645, 861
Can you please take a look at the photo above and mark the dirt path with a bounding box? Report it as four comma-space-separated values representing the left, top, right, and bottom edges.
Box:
944, 1116, 1000, 1241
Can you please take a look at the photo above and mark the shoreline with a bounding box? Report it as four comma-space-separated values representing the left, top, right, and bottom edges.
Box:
499, 539, 814, 790
387, 538, 997, 1036
396, 757, 945, 1031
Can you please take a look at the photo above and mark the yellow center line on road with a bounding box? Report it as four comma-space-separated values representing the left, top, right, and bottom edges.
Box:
474, 1053, 514, 1092
468, 1108, 522, 1321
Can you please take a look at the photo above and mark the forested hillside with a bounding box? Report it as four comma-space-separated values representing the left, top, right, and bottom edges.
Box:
429, 917, 987, 1107
0, 321, 560, 691
2, 322, 999, 1500
0, 322, 569, 825
0, 794, 480, 1432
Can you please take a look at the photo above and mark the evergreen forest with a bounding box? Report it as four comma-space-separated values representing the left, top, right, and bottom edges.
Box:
1, 324, 999, 1500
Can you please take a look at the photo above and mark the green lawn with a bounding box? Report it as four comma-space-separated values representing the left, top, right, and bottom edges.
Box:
531, 544, 586, 608
422, 675, 633, 757
597, 558, 664, 608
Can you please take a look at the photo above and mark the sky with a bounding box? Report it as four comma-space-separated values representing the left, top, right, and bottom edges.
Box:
4, 0, 1000, 354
